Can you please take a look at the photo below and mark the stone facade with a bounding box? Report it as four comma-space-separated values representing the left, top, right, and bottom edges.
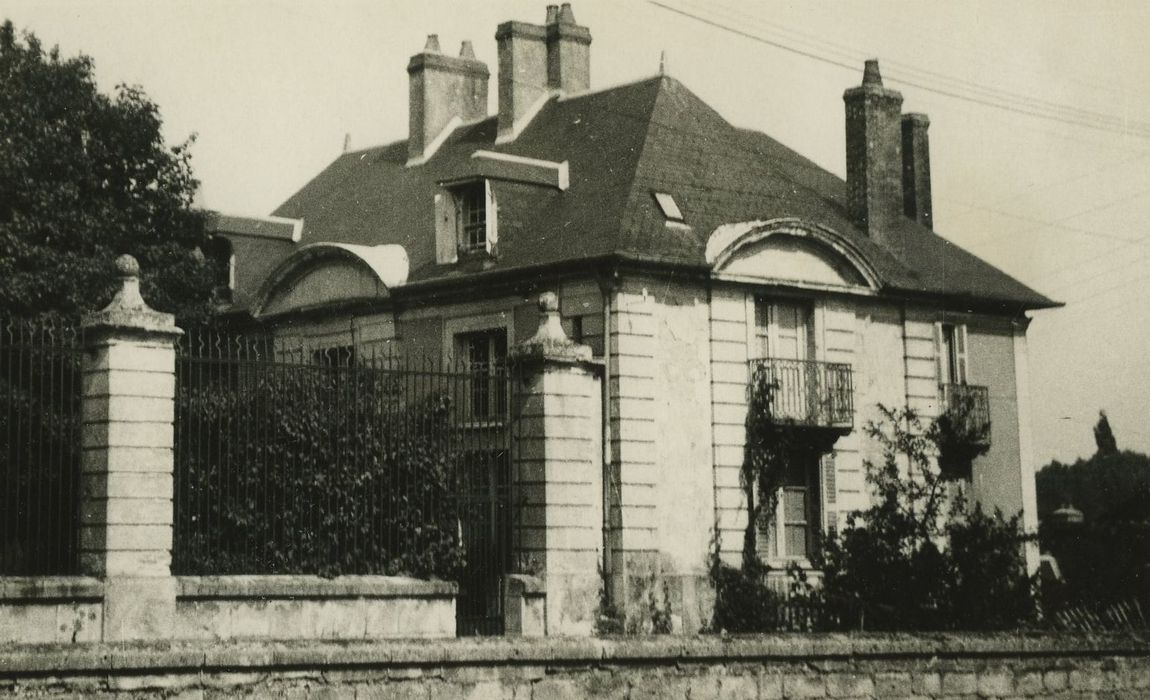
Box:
3, 634, 1148, 698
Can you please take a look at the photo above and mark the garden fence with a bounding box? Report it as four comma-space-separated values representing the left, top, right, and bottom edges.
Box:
0, 317, 84, 575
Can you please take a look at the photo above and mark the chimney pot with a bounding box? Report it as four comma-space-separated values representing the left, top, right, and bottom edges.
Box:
843, 59, 904, 239
546, 5, 560, 24
407, 37, 489, 163
545, 4, 591, 95
496, 21, 551, 141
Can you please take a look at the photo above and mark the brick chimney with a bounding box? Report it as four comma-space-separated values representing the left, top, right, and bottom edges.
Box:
546, 3, 591, 93
843, 59, 904, 237
901, 113, 933, 229
407, 35, 489, 165
495, 20, 549, 141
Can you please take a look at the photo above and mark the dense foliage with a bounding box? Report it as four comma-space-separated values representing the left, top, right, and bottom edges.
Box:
0, 319, 83, 574
710, 405, 1034, 633
1037, 414, 1150, 609
174, 362, 464, 579
0, 21, 221, 321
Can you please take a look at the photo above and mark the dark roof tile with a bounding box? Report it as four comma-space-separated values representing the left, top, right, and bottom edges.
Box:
272, 75, 1056, 310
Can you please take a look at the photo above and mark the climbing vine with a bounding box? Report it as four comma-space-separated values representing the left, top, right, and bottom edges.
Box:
740, 365, 793, 568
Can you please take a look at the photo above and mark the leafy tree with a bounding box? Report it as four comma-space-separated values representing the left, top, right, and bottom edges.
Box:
1094, 410, 1118, 456
0, 20, 221, 322
709, 405, 1034, 633
1037, 414, 1150, 609
817, 406, 1034, 631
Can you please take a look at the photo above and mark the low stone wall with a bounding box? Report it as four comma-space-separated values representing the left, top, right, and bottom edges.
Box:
175, 576, 456, 641
0, 576, 455, 644
2, 633, 1149, 698
0, 577, 104, 644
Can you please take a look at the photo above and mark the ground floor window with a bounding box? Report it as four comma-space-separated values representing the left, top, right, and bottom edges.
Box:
456, 329, 508, 421
758, 448, 821, 563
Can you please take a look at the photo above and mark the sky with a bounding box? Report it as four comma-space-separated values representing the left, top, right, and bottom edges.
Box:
7, 0, 1150, 465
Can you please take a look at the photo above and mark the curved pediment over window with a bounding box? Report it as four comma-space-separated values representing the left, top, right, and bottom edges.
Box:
254, 242, 409, 318
706, 218, 880, 291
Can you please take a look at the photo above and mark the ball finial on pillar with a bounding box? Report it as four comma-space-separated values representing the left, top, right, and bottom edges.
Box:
115, 254, 140, 278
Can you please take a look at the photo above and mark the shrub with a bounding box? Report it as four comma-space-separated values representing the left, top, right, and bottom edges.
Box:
174, 363, 464, 579
819, 406, 1035, 631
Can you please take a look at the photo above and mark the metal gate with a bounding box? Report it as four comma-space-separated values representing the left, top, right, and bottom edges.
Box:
454, 368, 518, 636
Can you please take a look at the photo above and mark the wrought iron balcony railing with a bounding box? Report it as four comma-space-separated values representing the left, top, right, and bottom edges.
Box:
939, 383, 991, 446
748, 358, 854, 430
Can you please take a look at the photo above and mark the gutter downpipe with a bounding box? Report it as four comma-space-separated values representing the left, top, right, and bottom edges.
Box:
599, 268, 618, 601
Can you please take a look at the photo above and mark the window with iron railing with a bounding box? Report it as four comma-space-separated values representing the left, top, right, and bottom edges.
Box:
748, 358, 854, 429
939, 382, 991, 446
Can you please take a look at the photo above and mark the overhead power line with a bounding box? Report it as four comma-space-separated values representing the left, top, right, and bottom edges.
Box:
647, 0, 1150, 139
696, 0, 1140, 128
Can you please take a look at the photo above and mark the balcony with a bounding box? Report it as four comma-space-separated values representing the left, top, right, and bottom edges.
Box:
747, 358, 854, 431
939, 383, 991, 447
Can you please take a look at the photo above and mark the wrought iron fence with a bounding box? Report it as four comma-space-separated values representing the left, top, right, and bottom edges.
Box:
748, 358, 854, 428
0, 317, 84, 575
939, 383, 991, 445
172, 327, 517, 635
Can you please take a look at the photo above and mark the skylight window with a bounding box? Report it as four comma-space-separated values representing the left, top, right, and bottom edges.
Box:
653, 192, 684, 222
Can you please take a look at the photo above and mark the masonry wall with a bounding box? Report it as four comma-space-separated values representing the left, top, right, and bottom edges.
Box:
4, 635, 1148, 699
708, 290, 1033, 565
609, 275, 715, 631
966, 319, 1024, 518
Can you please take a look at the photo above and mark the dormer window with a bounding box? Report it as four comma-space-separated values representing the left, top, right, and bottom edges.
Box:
436, 179, 498, 264
458, 182, 488, 253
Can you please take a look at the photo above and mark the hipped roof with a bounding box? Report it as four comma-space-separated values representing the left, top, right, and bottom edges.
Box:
273, 75, 1057, 312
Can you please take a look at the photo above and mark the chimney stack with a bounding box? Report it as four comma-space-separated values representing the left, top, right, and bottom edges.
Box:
495, 20, 549, 141
407, 35, 489, 164
843, 59, 904, 237
546, 3, 591, 93
901, 113, 933, 229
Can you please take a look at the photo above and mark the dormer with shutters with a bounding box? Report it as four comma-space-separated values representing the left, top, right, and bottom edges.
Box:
436, 179, 499, 263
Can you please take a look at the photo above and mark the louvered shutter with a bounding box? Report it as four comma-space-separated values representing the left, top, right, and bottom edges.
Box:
484, 180, 498, 254
822, 451, 837, 534
956, 324, 969, 384
434, 191, 458, 264
933, 322, 945, 384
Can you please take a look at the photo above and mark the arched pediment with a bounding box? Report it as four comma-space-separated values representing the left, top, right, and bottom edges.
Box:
254, 243, 409, 318
706, 218, 880, 290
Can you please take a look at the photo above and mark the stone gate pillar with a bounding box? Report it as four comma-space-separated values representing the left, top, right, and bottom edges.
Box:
80, 255, 181, 641
509, 292, 603, 636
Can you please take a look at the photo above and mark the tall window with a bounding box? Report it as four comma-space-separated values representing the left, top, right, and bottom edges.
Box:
458, 330, 508, 420
937, 323, 967, 385
755, 299, 814, 361
758, 450, 821, 562
457, 182, 488, 254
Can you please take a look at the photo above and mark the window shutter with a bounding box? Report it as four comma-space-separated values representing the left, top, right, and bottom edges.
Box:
956, 324, 969, 384
821, 450, 836, 536
822, 451, 836, 506
484, 180, 498, 254
933, 321, 944, 384
434, 191, 458, 264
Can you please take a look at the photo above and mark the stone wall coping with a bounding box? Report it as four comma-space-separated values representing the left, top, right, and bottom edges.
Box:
0, 576, 104, 602
3, 633, 1149, 676
175, 575, 457, 600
